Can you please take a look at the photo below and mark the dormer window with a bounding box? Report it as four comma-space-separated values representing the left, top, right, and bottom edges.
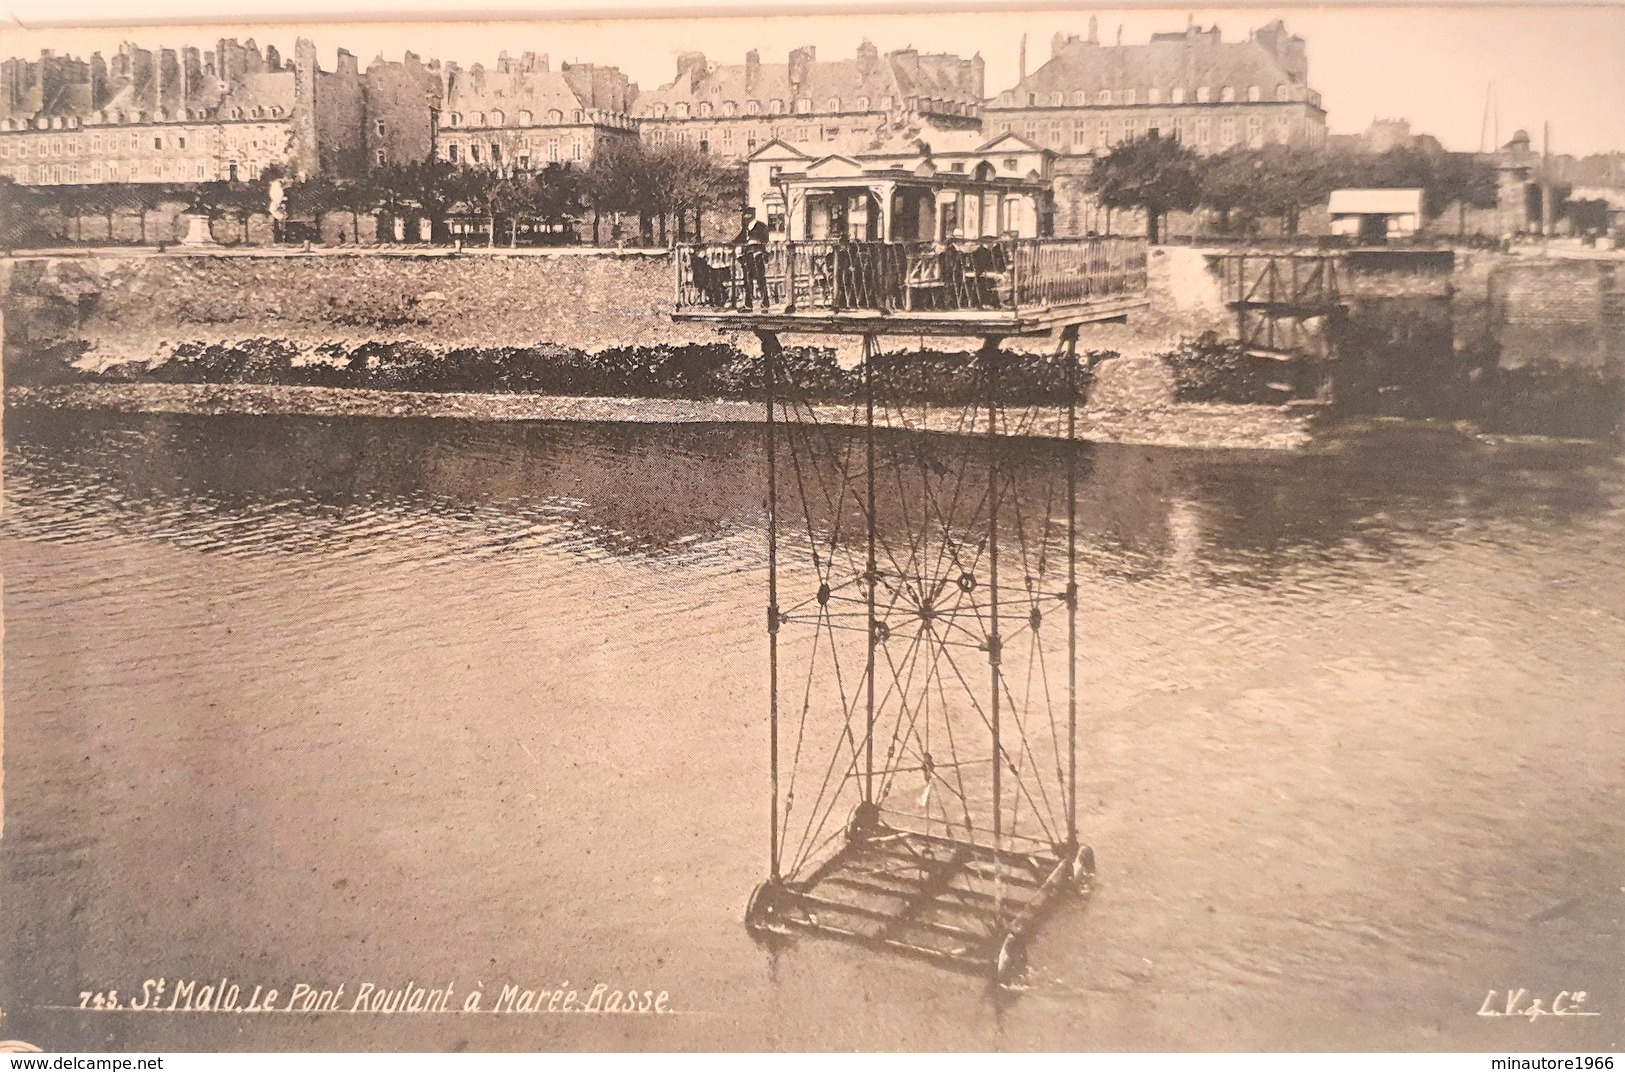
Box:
1148, 88, 1162, 104
490, 109, 505, 125
1275, 84, 1290, 101
827, 97, 841, 111
1220, 86, 1236, 102
1247, 85, 1261, 102
675, 103, 690, 117
769, 99, 784, 114
550, 109, 564, 122
1097, 90, 1111, 105
746, 100, 761, 114
1197, 86, 1212, 103
1123, 89, 1136, 105
1172, 87, 1186, 104
795, 98, 812, 113
1051, 91, 1064, 106
473, 111, 486, 125
518, 110, 533, 124
447, 112, 460, 126
723, 101, 736, 116
1000, 91, 1014, 105
698, 101, 712, 116
653, 104, 667, 118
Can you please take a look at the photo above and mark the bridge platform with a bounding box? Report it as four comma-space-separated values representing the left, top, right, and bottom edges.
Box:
674, 236, 1149, 338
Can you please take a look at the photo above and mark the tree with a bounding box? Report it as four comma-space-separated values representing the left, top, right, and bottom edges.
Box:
584, 138, 646, 245
1085, 133, 1202, 243
393, 159, 460, 243
0, 177, 41, 249
1432, 152, 1499, 234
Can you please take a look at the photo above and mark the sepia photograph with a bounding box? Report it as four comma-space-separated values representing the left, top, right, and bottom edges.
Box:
0, 0, 1621, 1057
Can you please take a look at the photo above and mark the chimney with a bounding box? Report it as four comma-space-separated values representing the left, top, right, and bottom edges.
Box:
745, 48, 760, 92
1052, 32, 1066, 59
1088, 16, 1099, 44
497, 51, 511, 74
1116, 25, 1124, 47
89, 52, 107, 109
855, 39, 878, 76
1018, 33, 1026, 81
676, 50, 706, 91
265, 43, 280, 69
968, 52, 985, 99
788, 45, 814, 91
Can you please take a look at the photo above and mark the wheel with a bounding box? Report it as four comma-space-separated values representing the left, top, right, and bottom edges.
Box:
995, 934, 1028, 987
1070, 844, 1096, 889
744, 881, 786, 937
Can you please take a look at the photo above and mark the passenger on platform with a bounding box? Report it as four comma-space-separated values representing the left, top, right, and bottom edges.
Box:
733, 210, 772, 309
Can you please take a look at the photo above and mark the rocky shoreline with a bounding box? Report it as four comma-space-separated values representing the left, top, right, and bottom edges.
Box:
5, 379, 1316, 452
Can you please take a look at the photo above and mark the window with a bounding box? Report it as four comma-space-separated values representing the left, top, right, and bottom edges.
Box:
470, 143, 480, 162
197, 164, 206, 178
376, 120, 386, 136
1197, 86, 1211, 103
1002, 156, 1017, 170
768, 165, 782, 181
1097, 118, 1110, 144
722, 127, 734, 147
548, 137, 559, 161
1220, 86, 1236, 102
1276, 115, 1291, 141
1247, 115, 1263, 145
445, 142, 458, 162
90, 133, 101, 151
491, 143, 501, 163
572, 139, 582, 160
376, 149, 386, 165
1097, 90, 1111, 105
178, 135, 187, 149
747, 135, 758, 153
1219, 117, 1235, 145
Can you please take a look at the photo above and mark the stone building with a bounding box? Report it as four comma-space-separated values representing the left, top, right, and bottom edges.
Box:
634, 42, 985, 162
433, 51, 637, 170
0, 38, 373, 185
984, 19, 1326, 157
363, 51, 443, 169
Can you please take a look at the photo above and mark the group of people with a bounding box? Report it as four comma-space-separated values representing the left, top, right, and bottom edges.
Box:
685, 209, 1014, 313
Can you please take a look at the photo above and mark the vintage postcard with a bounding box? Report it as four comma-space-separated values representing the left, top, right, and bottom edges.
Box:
0, 0, 1621, 1057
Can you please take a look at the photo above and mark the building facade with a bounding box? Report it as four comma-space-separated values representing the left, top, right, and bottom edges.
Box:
983, 19, 1326, 158
0, 39, 377, 185
434, 51, 637, 170
635, 42, 984, 162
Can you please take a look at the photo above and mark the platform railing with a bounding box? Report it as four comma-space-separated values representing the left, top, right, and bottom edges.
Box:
676, 236, 1148, 317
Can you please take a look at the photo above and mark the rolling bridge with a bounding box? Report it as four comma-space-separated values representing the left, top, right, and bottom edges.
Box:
672, 230, 1149, 986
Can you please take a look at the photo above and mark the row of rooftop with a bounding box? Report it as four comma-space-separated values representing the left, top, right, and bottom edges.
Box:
1, 19, 1317, 134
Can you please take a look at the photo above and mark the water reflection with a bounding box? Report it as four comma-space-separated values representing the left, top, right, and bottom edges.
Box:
5, 410, 1620, 584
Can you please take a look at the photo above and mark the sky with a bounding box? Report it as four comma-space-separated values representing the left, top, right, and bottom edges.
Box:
3, 1, 1622, 155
